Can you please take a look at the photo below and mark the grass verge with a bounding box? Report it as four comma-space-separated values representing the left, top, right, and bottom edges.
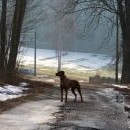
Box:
21, 65, 115, 81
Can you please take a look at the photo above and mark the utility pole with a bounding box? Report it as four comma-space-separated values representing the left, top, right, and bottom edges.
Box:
34, 31, 37, 76
57, 21, 61, 72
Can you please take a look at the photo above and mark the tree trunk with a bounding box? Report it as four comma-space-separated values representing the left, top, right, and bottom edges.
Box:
115, 5, 119, 84
6, 0, 27, 79
0, 0, 7, 78
120, 0, 130, 83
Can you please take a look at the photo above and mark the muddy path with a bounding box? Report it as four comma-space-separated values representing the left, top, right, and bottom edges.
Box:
50, 87, 130, 130
0, 85, 129, 130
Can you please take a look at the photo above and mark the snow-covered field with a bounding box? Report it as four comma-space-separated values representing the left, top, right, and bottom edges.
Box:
19, 47, 113, 71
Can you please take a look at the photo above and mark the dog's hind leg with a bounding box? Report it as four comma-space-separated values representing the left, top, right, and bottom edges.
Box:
61, 88, 63, 102
65, 89, 68, 102
71, 88, 77, 102
77, 87, 83, 102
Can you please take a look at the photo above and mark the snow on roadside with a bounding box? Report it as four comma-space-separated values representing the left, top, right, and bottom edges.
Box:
96, 88, 119, 101
96, 88, 124, 103
19, 82, 29, 87
112, 84, 128, 89
0, 93, 22, 102
0, 83, 28, 101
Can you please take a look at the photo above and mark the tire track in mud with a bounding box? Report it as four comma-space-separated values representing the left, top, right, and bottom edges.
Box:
50, 88, 130, 130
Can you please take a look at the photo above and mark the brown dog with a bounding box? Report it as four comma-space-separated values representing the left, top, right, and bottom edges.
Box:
55, 71, 83, 102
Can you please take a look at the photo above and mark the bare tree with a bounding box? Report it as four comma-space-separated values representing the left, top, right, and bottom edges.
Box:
0, 0, 8, 79
6, 0, 27, 80
46, 0, 76, 72
117, 0, 130, 84
62, 0, 130, 84
0, 0, 47, 81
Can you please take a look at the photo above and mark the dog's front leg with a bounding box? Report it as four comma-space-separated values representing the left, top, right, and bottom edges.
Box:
61, 87, 63, 102
65, 88, 68, 102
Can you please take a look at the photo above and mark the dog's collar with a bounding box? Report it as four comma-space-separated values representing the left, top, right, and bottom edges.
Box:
60, 75, 67, 81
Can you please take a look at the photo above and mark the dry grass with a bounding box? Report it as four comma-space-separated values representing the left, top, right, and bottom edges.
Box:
21, 65, 115, 81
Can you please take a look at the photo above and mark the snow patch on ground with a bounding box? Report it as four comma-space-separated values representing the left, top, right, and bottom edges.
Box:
0, 99, 62, 130
19, 82, 29, 87
0, 83, 28, 101
112, 84, 128, 89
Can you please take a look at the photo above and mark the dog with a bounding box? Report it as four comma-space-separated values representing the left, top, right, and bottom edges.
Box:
55, 71, 83, 102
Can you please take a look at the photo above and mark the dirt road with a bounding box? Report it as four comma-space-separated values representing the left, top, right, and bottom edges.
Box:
0, 86, 129, 130
51, 87, 130, 130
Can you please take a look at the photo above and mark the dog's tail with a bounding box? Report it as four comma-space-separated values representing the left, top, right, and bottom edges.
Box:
77, 83, 83, 102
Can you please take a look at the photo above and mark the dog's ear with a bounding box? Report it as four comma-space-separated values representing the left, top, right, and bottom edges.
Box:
60, 71, 65, 75
55, 71, 65, 76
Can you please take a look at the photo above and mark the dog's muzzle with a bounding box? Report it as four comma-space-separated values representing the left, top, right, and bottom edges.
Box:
55, 73, 58, 76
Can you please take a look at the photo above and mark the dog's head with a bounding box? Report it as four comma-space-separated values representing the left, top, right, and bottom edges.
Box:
55, 71, 65, 77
